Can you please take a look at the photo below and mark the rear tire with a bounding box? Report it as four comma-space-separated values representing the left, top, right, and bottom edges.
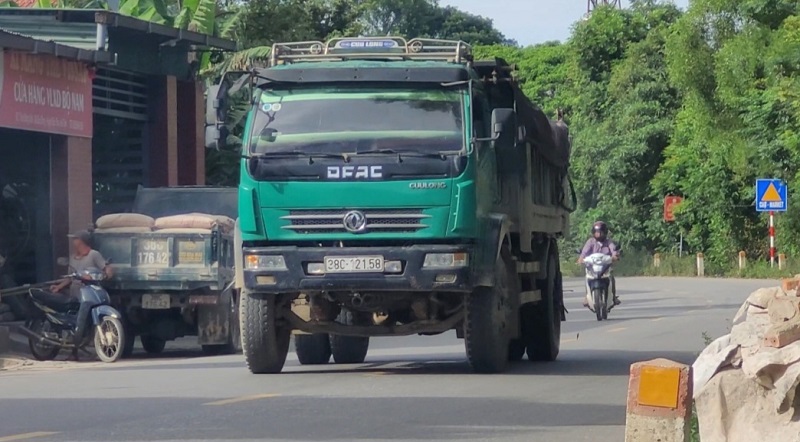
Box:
465, 249, 515, 373
27, 320, 60, 361
140, 335, 166, 354
526, 250, 562, 362
330, 310, 369, 364
121, 317, 136, 358
240, 290, 290, 373
508, 339, 526, 361
295, 334, 332, 365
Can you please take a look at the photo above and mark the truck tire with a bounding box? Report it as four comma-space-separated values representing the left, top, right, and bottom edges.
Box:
525, 251, 561, 362
240, 290, 290, 373
295, 334, 332, 365
465, 249, 516, 373
121, 318, 136, 358
508, 339, 526, 361
141, 335, 166, 354
330, 310, 369, 364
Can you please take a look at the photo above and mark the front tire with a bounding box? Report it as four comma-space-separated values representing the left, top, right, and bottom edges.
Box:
295, 334, 332, 365
593, 289, 604, 322
465, 249, 516, 373
240, 290, 290, 373
330, 310, 369, 364
95, 316, 126, 363
525, 250, 562, 362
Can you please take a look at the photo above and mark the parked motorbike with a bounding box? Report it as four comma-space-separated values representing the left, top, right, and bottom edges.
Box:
582, 252, 615, 321
19, 268, 126, 362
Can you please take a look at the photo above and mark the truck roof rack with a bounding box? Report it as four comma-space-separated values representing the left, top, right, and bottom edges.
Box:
269, 37, 473, 67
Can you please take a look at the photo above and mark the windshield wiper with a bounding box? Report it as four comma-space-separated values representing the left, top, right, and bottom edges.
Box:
354, 148, 449, 161
246, 150, 350, 163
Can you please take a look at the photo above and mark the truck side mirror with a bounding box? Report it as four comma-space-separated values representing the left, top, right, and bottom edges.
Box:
205, 125, 229, 150
204, 84, 229, 150
491, 108, 516, 148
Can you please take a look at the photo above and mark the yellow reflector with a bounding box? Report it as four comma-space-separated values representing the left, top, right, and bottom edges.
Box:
638, 366, 680, 409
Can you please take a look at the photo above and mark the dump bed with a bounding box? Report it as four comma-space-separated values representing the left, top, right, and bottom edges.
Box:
93, 187, 238, 291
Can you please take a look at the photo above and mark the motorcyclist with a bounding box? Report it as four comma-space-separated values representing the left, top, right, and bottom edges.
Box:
49, 230, 112, 344
578, 221, 620, 308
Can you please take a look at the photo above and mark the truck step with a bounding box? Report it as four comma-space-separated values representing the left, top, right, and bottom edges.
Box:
516, 261, 540, 274
520, 290, 542, 304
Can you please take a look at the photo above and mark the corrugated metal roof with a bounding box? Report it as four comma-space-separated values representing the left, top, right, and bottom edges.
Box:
0, 13, 98, 51
0, 9, 237, 52
0, 28, 111, 63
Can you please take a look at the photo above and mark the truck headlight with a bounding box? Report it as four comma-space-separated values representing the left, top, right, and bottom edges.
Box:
245, 255, 287, 271
423, 252, 468, 269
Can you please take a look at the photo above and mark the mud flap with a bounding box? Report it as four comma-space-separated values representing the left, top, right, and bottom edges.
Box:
475, 213, 511, 287
197, 287, 234, 346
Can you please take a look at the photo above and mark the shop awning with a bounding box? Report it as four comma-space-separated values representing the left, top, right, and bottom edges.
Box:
0, 28, 111, 64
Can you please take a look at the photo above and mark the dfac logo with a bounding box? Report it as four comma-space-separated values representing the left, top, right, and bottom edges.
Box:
327, 165, 383, 179
342, 210, 368, 233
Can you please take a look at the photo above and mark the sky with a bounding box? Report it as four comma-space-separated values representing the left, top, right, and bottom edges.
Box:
440, 0, 692, 46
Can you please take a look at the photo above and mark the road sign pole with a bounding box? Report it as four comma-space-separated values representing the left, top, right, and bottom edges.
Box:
770, 211, 776, 268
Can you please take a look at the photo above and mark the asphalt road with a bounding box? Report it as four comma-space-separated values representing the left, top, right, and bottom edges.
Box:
0, 277, 773, 442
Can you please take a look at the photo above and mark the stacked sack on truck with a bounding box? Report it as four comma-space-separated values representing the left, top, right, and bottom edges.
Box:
94, 213, 234, 234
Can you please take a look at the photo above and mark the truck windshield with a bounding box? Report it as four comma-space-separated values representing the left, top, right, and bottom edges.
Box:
248, 88, 464, 155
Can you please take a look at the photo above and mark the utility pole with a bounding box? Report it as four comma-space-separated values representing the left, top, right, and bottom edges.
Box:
587, 0, 622, 14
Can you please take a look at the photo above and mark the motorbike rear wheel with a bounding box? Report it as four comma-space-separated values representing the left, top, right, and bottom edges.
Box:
27, 319, 60, 361
94, 316, 126, 363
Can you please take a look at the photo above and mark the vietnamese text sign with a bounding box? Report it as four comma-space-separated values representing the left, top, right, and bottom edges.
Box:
0, 50, 92, 138
756, 179, 787, 212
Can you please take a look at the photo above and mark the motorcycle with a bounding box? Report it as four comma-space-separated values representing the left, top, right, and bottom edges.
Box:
582, 252, 615, 321
19, 268, 126, 362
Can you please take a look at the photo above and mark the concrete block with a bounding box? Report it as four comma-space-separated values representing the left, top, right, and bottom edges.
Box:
0, 326, 10, 355
625, 358, 693, 442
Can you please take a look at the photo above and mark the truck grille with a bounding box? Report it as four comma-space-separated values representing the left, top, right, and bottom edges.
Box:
281, 209, 430, 234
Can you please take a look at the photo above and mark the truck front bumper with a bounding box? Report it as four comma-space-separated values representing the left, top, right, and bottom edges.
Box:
242, 245, 473, 293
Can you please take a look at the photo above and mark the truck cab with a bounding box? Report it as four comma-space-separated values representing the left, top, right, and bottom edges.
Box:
206, 37, 574, 374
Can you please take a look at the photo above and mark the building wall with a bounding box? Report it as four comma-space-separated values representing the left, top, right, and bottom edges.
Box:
148, 76, 206, 187
51, 135, 93, 270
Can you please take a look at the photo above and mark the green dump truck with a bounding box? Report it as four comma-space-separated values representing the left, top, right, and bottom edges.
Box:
206, 37, 575, 374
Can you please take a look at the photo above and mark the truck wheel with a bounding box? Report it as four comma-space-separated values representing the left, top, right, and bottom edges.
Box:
525, 252, 561, 362
121, 318, 136, 358
330, 310, 369, 364
508, 339, 526, 361
465, 249, 516, 373
240, 290, 290, 373
295, 334, 332, 365
141, 335, 166, 354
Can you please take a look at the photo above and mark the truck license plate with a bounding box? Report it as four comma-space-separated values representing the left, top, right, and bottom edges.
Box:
142, 294, 170, 309
136, 239, 170, 266
324, 256, 384, 273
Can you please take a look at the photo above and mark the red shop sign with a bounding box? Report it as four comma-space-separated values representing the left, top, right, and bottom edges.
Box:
0, 50, 92, 138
